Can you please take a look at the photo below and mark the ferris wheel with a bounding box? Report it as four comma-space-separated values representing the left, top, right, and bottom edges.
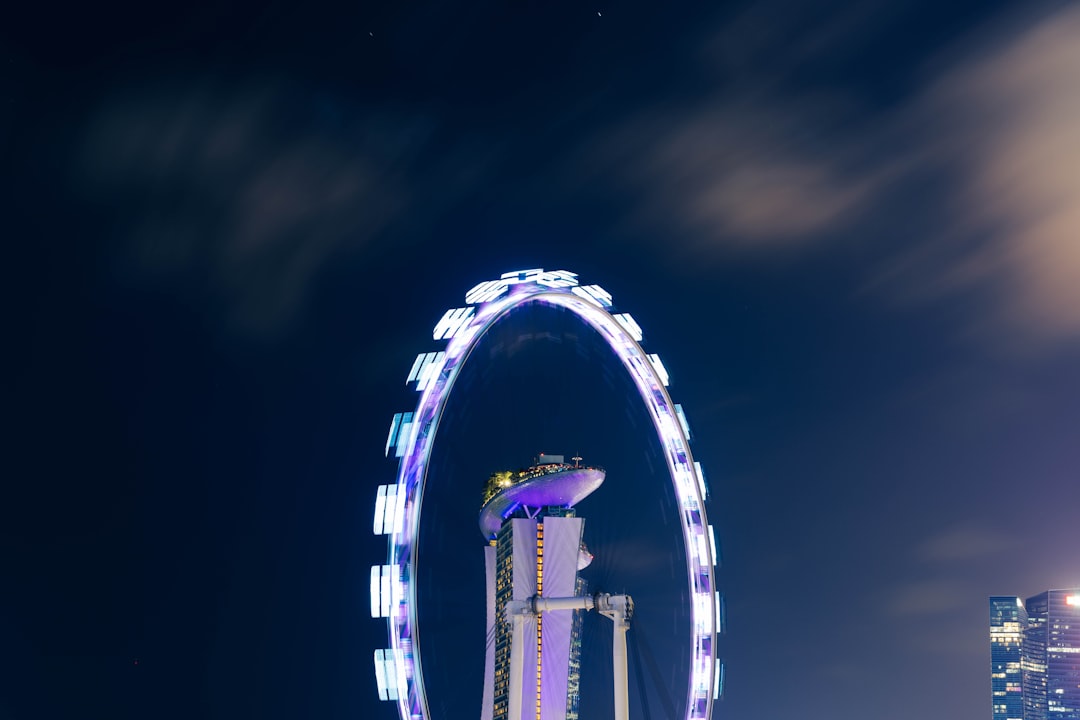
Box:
370, 269, 724, 720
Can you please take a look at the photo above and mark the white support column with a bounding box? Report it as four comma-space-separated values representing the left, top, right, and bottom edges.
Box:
596, 594, 633, 720
510, 593, 633, 720
612, 614, 629, 720
508, 612, 525, 720
506, 600, 529, 720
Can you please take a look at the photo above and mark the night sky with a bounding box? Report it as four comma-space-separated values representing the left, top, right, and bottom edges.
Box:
5, 1, 1080, 719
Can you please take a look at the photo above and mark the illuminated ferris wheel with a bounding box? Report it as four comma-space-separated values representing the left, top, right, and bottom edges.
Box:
370, 269, 724, 720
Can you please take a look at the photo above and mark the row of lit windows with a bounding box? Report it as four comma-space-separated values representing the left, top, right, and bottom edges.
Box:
565, 553, 588, 718
536, 522, 544, 720
492, 523, 517, 720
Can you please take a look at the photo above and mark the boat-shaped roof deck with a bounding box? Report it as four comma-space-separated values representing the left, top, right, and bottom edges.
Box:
479, 464, 605, 539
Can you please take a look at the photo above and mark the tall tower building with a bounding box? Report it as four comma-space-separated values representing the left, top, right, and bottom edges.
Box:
991, 589, 1080, 720
479, 455, 604, 720
1022, 590, 1080, 720
990, 596, 1027, 720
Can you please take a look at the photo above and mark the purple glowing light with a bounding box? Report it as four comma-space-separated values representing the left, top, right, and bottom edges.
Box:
478, 467, 606, 540
379, 272, 718, 720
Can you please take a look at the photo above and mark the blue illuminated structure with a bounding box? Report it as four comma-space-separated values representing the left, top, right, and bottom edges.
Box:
990, 589, 1080, 720
478, 460, 605, 540
1022, 590, 1080, 720
371, 269, 723, 720
991, 596, 1027, 720
480, 455, 603, 720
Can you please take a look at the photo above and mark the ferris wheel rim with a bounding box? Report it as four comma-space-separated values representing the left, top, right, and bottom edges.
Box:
378, 273, 719, 720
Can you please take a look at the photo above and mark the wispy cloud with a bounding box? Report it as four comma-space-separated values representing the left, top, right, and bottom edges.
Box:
884, 525, 1022, 625
596, 2, 1080, 347
613, 100, 893, 247
587, 0, 908, 251
916, 525, 1020, 564
907, 6, 1080, 344
886, 578, 968, 617
77, 81, 489, 336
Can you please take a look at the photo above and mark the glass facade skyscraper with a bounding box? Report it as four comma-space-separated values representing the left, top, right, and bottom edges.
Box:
991, 596, 1027, 720
1023, 590, 1080, 720
991, 589, 1080, 720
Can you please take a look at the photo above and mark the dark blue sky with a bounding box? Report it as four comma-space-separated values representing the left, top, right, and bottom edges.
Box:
5, 1, 1080, 719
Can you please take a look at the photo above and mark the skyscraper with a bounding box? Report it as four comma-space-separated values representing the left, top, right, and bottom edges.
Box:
990, 589, 1080, 720
1022, 590, 1080, 720
480, 455, 605, 720
990, 596, 1027, 720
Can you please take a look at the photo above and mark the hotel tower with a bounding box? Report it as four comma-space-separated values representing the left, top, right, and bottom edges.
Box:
479, 454, 606, 720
